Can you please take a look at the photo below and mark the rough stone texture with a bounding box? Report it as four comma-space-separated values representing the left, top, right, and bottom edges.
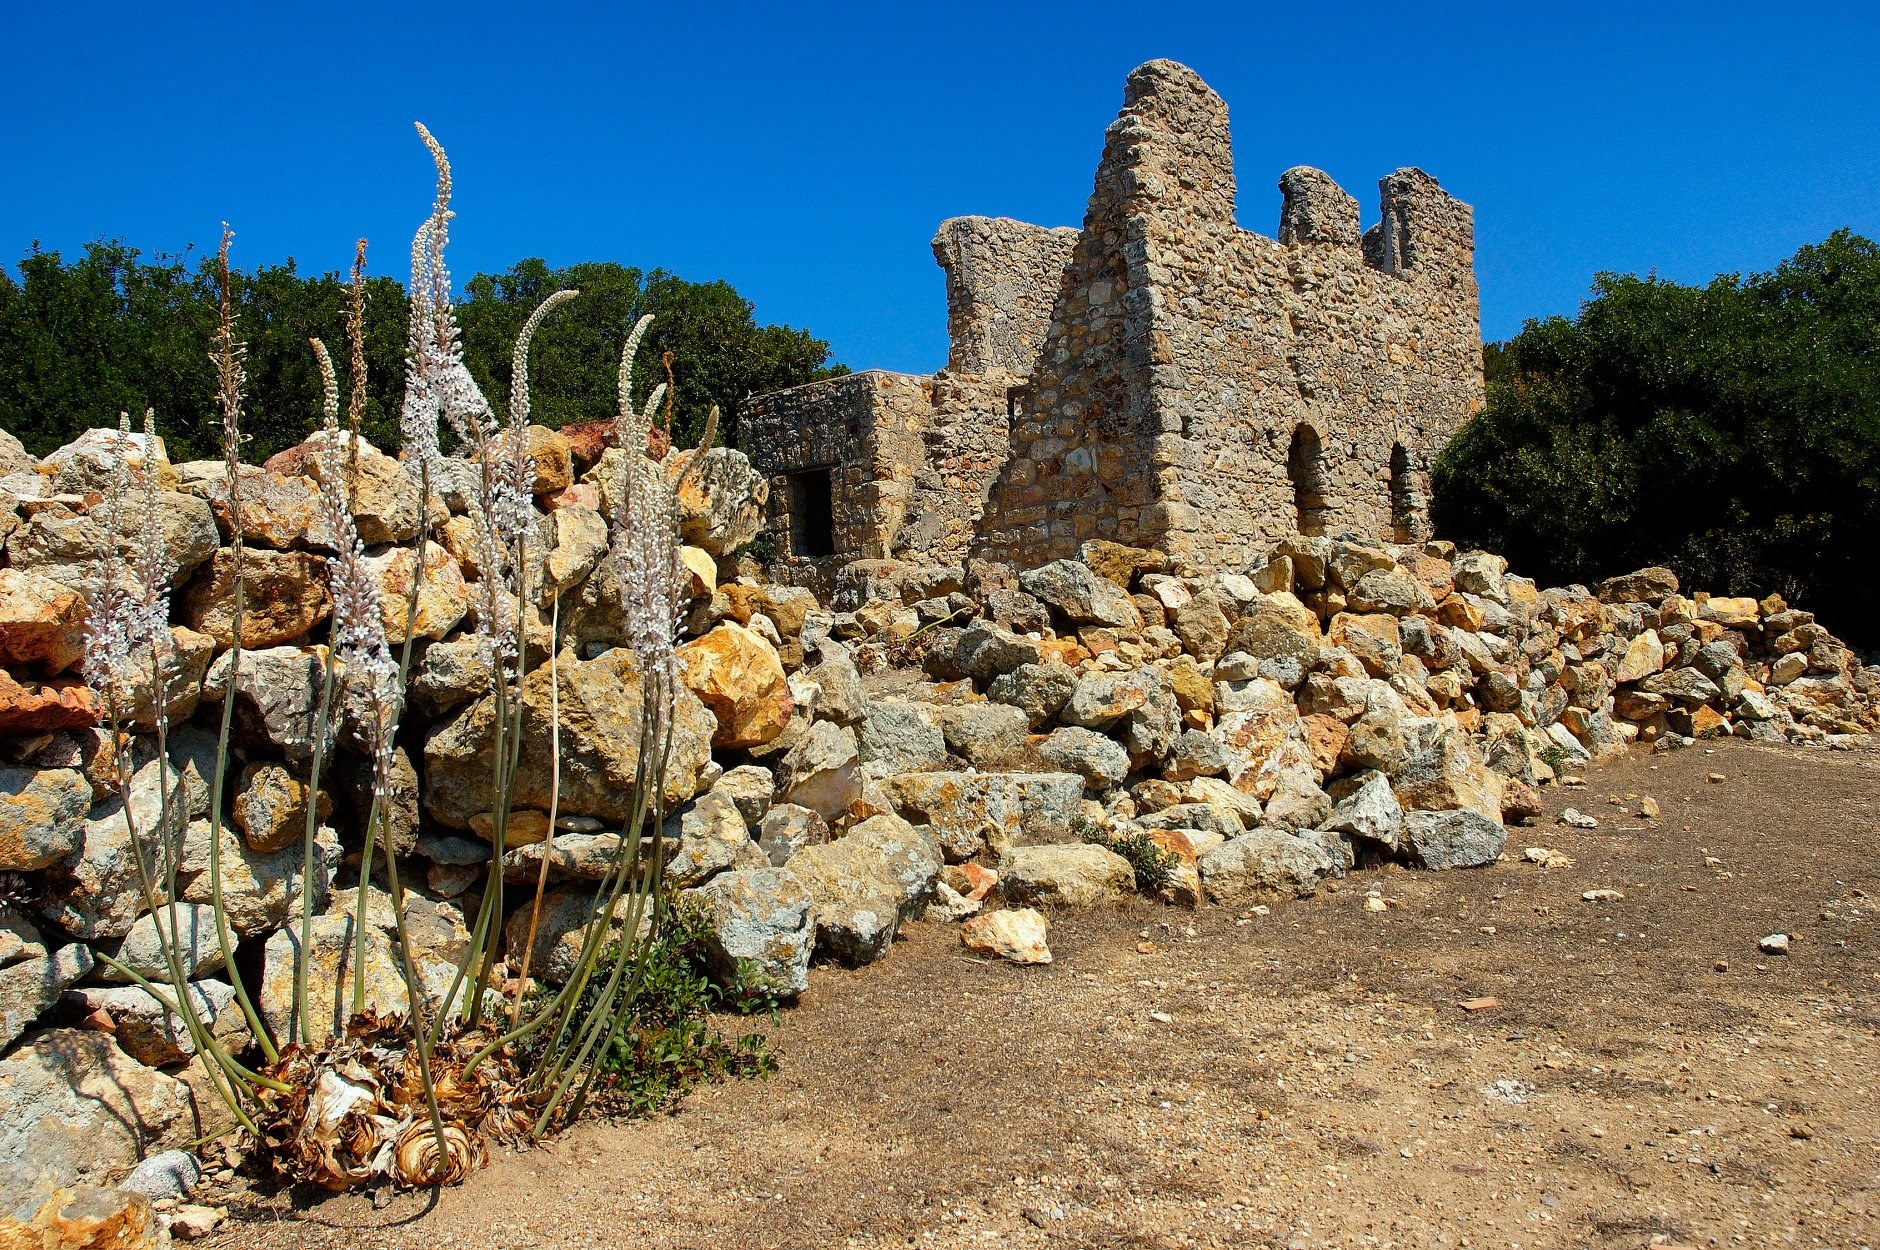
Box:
741, 60, 1478, 572
1036, 726, 1131, 790
1, 943, 92, 1051
99, 904, 225, 984
959, 907, 1052, 964
676, 622, 793, 750
0, 766, 90, 871
858, 701, 948, 777
998, 843, 1135, 908
177, 548, 331, 650
1197, 829, 1336, 903
687, 867, 814, 1000
259, 911, 407, 1046
879, 771, 1082, 862
775, 721, 862, 823
0, 1030, 198, 1221
1400, 808, 1507, 870
787, 814, 941, 965
61, 979, 247, 1068
424, 647, 716, 828
0, 568, 89, 676
230, 762, 330, 854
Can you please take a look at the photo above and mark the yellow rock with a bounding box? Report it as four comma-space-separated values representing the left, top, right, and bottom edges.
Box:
675, 621, 793, 749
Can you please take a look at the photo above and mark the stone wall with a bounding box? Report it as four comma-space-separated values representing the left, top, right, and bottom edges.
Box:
742, 59, 1483, 577
974, 60, 1482, 567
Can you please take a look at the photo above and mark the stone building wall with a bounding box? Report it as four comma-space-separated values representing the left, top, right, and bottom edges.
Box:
741, 58, 1483, 576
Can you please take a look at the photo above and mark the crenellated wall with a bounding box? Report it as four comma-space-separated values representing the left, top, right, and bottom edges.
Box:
742, 58, 1483, 576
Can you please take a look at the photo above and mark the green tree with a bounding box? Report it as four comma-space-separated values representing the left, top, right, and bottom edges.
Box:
458, 259, 846, 447
1435, 230, 1880, 645
1, 245, 845, 464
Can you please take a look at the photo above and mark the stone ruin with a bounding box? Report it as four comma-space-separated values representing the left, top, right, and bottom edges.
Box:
742, 59, 1482, 585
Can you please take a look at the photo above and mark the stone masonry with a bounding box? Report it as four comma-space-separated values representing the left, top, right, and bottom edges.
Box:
741, 58, 1483, 576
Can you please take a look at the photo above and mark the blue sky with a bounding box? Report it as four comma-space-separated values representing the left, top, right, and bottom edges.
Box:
4, 2, 1877, 374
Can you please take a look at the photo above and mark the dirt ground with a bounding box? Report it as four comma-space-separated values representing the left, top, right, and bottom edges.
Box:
219, 738, 1880, 1250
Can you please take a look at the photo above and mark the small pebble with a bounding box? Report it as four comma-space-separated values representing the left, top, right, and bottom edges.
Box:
1758, 933, 1791, 955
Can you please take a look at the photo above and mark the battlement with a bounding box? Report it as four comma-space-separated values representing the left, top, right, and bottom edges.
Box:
742, 59, 1483, 573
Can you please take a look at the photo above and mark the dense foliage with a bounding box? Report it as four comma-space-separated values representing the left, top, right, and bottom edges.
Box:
0, 242, 845, 462
1435, 230, 1880, 646
524, 896, 776, 1118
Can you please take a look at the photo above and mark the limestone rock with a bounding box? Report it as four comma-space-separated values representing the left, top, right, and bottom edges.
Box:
858, 700, 947, 778
951, 621, 1042, 681
1390, 717, 1504, 822
178, 548, 331, 650
99, 904, 225, 985
960, 908, 1051, 964
503, 886, 649, 985
409, 637, 493, 717
1400, 808, 1507, 870
667, 788, 753, 890
196, 464, 331, 550
11, 1184, 164, 1250
676, 622, 793, 750
775, 721, 862, 823
1060, 671, 1147, 731
1, 944, 92, 1051
1595, 566, 1679, 605
0, 568, 88, 676
936, 702, 1030, 770
758, 803, 827, 867
177, 821, 338, 937
362, 541, 468, 643
0, 1031, 198, 1221
788, 814, 941, 965
1613, 629, 1666, 683
294, 431, 421, 546
1037, 726, 1130, 790
998, 843, 1135, 908
423, 647, 715, 828
230, 762, 330, 854
986, 660, 1077, 728
1019, 560, 1142, 629
1197, 829, 1334, 903
41, 751, 196, 940
225, 646, 326, 764
879, 771, 1082, 862
687, 866, 814, 1000
6, 491, 217, 592
667, 448, 768, 556
803, 643, 866, 727
61, 979, 247, 1068
259, 910, 407, 1046
1320, 770, 1404, 853
0, 673, 99, 736
0, 766, 90, 871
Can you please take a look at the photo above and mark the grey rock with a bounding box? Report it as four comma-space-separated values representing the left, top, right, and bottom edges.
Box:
666, 787, 753, 889
62, 979, 246, 1068
986, 660, 1077, 728
777, 721, 862, 822
952, 620, 1043, 681
1451, 550, 1509, 602
177, 820, 339, 937
879, 771, 1083, 862
859, 700, 948, 777
1060, 671, 1147, 731
1261, 768, 1332, 832
1345, 568, 1433, 615
409, 637, 494, 717
805, 644, 867, 726
687, 867, 814, 1000
0, 1029, 200, 1221
759, 803, 828, 867
1036, 726, 1131, 790
1018, 559, 1141, 629
1163, 730, 1230, 781
1197, 829, 1335, 904
117, 1150, 200, 1201
788, 813, 941, 965
1, 942, 92, 1049
1400, 808, 1507, 870
715, 765, 777, 828
101, 903, 227, 984
1135, 802, 1246, 839
1320, 770, 1404, 852
42, 750, 196, 940
1639, 666, 1722, 705
936, 701, 1030, 770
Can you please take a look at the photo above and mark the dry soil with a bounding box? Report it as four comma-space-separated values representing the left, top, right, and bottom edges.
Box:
219, 738, 1880, 1250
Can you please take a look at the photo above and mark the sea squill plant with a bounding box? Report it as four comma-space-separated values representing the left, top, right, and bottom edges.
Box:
80, 233, 291, 1131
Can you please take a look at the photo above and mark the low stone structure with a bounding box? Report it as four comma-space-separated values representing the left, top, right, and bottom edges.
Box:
742, 59, 1481, 580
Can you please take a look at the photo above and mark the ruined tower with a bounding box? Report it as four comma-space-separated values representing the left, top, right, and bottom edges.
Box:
740, 58, 1483, 579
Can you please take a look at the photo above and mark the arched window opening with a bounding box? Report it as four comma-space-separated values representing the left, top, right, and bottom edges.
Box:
1389, 443, 1421, 541
1288, 425, 1329, 536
